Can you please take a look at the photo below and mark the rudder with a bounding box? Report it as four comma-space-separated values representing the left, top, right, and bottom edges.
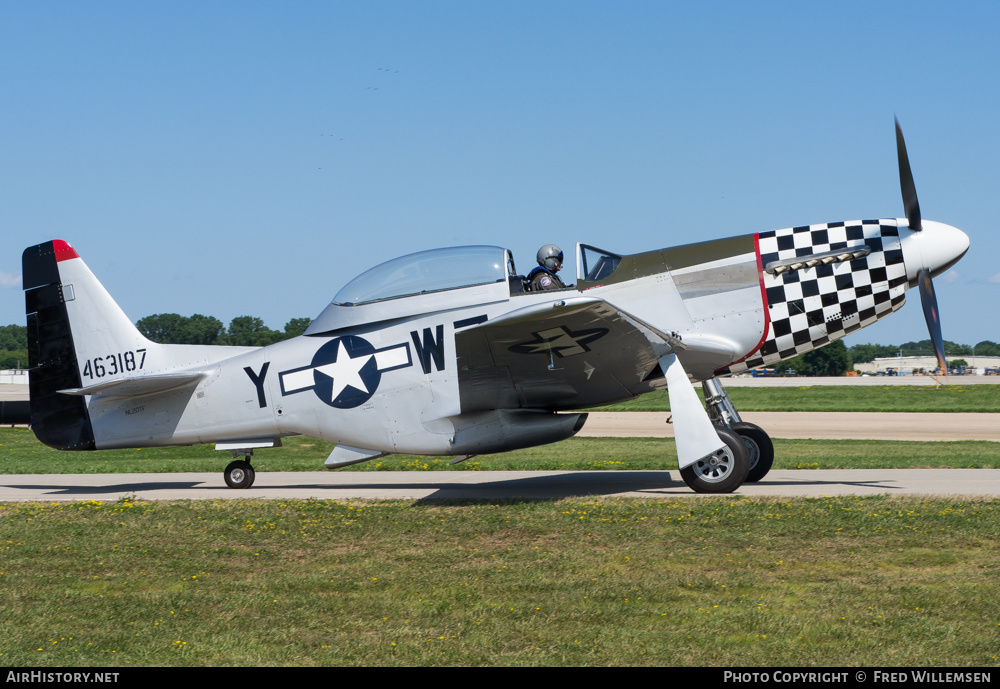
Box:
24, 241, 94, 448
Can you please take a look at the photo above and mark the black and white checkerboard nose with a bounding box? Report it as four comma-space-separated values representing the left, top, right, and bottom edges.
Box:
719, 219, 909, 376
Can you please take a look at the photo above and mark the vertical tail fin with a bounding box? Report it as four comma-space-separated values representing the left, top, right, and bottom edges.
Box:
23, 240, 152, 449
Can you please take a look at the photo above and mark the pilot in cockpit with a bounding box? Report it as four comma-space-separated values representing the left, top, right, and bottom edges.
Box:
527, 244, 567, 291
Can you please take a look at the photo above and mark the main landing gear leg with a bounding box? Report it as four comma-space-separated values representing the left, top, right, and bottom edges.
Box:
224, 449, 256, 489
702, 377, 774, 483
661, 353, 748, 494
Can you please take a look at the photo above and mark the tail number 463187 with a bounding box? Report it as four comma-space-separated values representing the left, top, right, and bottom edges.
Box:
82, 349, 146, 379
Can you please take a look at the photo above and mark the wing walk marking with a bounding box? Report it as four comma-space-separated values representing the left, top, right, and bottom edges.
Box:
508, 325, 609, 358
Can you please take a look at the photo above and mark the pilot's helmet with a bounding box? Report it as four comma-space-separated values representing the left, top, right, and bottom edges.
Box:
536, 244, 564, 271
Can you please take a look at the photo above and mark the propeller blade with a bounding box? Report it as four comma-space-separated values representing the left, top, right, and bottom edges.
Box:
895, 118, 922, 231
917, 268, 947, 372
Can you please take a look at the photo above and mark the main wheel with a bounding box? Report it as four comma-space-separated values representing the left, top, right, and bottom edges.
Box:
224, 460, 256, 489
679, 426, 748, 494
731, 422, 774, 483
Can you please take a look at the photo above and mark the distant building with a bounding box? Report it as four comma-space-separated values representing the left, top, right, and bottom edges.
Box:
853, 356, 1000, 375
0, 370, 29, 385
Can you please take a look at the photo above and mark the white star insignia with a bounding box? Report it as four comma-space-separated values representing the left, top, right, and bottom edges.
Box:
314, 340, 372, 402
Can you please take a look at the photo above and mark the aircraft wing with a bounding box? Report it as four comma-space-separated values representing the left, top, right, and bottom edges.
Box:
455, 296, 678, 411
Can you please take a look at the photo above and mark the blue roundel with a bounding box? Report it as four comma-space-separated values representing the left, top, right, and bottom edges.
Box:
310, 335, 382, 408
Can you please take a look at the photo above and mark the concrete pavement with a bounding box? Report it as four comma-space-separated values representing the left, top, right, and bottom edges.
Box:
2, 468, 999, 501
3, 379, 997, 501
578, 411, 1000, 442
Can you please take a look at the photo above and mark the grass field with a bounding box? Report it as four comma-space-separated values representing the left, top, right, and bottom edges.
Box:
4, 390, 999, 668
1, 495, 997, 666
2, 427, 999, 474
596, 384, 1000, 412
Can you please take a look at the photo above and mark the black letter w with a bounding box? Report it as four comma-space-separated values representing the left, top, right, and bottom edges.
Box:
410, 325, 445, 373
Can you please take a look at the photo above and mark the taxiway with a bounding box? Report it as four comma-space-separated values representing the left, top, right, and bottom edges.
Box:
2, 468, 999, 502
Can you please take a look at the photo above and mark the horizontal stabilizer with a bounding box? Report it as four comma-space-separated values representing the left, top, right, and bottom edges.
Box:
58, 371, 207, 398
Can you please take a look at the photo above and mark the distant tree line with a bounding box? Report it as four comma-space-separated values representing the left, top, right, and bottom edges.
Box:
780, 340, 851, 377
778, 339, 1000, 377
1, 317, 997, 374
847, 340, 1000, 362
0, 324, 28, 370
0, 316, 312, 369
133, 314, 312, 347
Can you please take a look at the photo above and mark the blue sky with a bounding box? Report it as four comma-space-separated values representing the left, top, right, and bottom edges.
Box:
1, 1, 997, 346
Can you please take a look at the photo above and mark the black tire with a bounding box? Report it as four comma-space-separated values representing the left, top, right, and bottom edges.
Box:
224, 460, 255, 489
679, 426, 748, 494
731, 422, 774, 483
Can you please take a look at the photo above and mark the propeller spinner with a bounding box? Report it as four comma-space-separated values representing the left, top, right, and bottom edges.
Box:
894, 119, 969, 373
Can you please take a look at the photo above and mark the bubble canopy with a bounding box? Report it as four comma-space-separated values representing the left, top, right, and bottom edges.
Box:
332, 245, 508, 306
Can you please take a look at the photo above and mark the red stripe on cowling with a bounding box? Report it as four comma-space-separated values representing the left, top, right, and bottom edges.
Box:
714, 233, 771, 373
52, 240, 80, 262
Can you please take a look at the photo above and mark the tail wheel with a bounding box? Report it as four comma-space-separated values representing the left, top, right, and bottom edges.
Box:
224, 460, 256, 489
679, 426, 748, 494
731, 422, 774, 483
